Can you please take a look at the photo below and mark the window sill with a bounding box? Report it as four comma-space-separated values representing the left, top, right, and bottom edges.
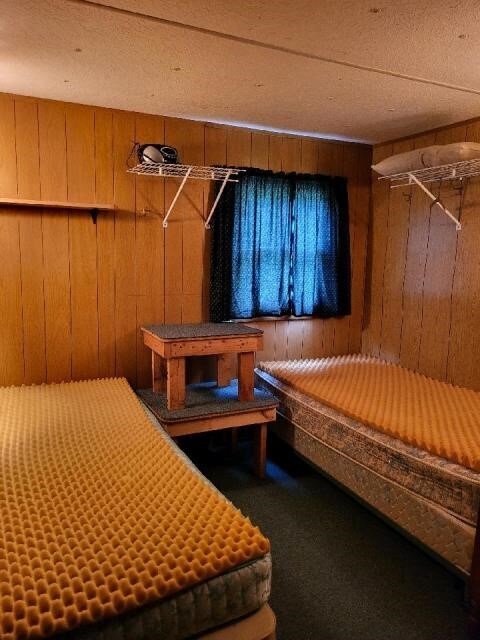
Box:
229, 315, 325, 323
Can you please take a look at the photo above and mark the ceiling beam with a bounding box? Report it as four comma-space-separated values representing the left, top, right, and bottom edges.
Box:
69, 0, 480, 97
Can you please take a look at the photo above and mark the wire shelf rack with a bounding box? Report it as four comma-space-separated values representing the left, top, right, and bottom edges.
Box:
375, 158, 480, 231
378, 158, 480, 187
127, 163, 244, 227
128, 163, 242, 181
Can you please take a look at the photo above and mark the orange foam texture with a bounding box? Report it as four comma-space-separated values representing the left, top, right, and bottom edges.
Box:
260, 355, 480, 472
0, 378, 269, 639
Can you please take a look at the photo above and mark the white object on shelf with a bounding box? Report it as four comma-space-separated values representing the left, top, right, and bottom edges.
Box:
375, 158, 480, 231
372, 142, 480, 176
127, 163, 244, 228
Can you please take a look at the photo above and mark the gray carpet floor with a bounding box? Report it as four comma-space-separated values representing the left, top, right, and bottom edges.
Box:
180, 432, 469, 640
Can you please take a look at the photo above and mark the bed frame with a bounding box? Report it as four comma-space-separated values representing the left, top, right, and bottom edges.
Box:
200, 604, 276, 639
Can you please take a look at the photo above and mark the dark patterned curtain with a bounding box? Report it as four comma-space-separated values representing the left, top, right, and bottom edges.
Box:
210, 168, 350, 321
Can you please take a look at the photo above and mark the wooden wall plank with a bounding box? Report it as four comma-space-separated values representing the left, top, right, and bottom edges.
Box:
15, 99, 40, 199
318, 141, 343, 176
281, 137, 302, 173
38, 102, 71, 383
333, 143, 357, 356
379, 139, 414, 362
113, 110, 137, 384
17, 210, 45, 385
0, 94, 18, 198
0, 213, 24, 385
0, 95, 20, 384
134, 114, 165, 387
227, 128, 252, 167
300, 139, 317, 173
268, 135, 282, 172
15, 99, 46, 384
349, 145, 371, 353
251, 132, 269, 169
0, 95, 24, 384
205, 126, 227, 165
38, 102, 67, 201
181, 120, 205, 324
66, 106, 95, 202
447, 123, 480, 388
398, 133, 436, 370
0, 96, 23, 385
42, 211, 72, 383
249, 320, 275, 362
417, 125, 466, 380
95, 108, 116, 378
274, 322, 289, 361
66, 106, 99, 380
164, 118, 184, 324
362, 143, 393, 355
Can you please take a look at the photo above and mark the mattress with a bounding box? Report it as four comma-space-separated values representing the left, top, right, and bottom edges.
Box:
259, 355, 480, 472
258, 357, 480, 524
255, 366, 479, 575
0, 378, 271, 640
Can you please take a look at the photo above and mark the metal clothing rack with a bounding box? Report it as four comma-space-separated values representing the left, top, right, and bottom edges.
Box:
127, 163, 244, 228
377, 158, 480, 231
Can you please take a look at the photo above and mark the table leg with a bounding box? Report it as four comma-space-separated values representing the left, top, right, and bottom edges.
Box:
254, 423, 267, 479
237, 352, 255, 401
217, 353, 232, 388
167, 357, 186, 410
152, 352, 166, 393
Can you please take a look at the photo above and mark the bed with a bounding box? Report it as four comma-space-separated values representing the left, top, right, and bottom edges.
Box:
0, 378, 274, 640
255, 355, 480, 634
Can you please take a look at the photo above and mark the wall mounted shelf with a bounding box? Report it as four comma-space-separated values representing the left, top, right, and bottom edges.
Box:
377, 158, 480, 231
127, 163, 244, 228
0, 197, 114, 224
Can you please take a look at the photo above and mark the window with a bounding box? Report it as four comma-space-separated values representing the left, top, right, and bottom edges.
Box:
210, 168, 350, 321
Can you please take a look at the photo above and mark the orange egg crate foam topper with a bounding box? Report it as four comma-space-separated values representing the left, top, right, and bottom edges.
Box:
0, 378, 269, 639
260, 355, 480, 472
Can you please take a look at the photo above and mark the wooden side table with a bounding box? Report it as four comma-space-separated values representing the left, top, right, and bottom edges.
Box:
142, 323, 263, 410
139, 323, 278, 479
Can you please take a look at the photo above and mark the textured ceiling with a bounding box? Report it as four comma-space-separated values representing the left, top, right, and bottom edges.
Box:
2, 0, 480, 143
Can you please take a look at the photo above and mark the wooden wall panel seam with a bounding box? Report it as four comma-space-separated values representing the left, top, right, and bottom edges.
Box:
444, 232, 462, 375
11, 99, 26, 382
397, 187, 414, 358
93, 110, 101, 373
15, 215, 26, 382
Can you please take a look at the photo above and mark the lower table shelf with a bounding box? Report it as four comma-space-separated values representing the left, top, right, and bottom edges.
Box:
138, 380, 278, 478
138, 380, 276, 422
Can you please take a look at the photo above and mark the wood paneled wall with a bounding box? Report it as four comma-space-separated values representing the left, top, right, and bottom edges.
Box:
0, 92, 371, 388
363, 120, 480, 390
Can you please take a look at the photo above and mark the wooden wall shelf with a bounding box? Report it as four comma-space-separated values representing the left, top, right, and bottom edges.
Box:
0, 198, 114, 223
